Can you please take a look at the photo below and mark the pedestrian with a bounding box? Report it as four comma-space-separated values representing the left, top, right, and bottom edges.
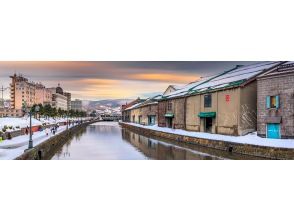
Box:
53, 127, 56, 135
45, 128, 49, 136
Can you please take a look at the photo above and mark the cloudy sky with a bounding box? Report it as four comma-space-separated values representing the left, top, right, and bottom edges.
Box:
0, 61, 255, 100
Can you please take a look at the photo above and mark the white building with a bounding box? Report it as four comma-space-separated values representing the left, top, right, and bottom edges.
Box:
49, 85, 68, 111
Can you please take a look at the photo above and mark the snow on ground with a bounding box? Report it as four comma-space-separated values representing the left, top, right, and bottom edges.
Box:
0, 117, 42, 129
121, 122, 294, 149
0, 117, 91, 160
0, 124, 72, 160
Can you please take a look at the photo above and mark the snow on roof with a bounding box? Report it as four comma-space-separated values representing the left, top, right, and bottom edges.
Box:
124, 95, 162, 111
163, 61, 282, 99
124, 102, 144, 111
170, 85, 182, 90
284, 61, 294, 65
256, 61, 294, 78
192, 61, 281, 93
163, 77, 211, 98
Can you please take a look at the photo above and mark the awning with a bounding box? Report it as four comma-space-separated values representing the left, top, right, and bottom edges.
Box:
198, 112, 216, 118
165, 113, 174, 118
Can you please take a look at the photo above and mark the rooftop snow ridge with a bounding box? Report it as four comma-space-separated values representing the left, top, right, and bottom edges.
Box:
161, 65, 241, 99
188, 61, 282, 93
161, 61, 282, 99
124, 94, 162, 110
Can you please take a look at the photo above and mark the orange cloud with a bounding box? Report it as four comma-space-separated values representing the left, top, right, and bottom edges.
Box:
79, 78, 120, 86
131, 73, 200, 83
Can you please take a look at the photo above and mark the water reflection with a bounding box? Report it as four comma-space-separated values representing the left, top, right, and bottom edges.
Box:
50, 122, 263, 160
121, 128, 223, 160
51, 122, 147, 160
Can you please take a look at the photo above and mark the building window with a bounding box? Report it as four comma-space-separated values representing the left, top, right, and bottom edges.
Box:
204, 94, 212, 108
167, 102, 172, 111
138, 115, 142, 124
266, 96, 279, 109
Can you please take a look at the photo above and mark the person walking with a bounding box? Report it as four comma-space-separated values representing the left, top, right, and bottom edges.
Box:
45, 127, 49, 136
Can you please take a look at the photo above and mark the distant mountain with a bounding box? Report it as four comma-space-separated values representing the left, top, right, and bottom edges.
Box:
83, 99, 133, 110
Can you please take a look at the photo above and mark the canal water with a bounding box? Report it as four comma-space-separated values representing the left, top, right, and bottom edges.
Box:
50, 122, 263, 160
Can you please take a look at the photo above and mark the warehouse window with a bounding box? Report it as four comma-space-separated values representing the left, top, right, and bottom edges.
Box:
266, 96, 280, 109
167, 102, 172, 111
204, 94, 212, 108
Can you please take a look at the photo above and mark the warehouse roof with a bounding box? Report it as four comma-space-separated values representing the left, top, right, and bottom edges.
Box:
163, 61, 282, 99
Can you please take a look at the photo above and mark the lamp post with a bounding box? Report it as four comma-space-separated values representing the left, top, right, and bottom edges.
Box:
66, 111, 69, 130
23, 105, 40, 149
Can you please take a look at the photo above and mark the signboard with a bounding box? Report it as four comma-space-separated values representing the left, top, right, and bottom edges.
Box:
225, 94, 230, 102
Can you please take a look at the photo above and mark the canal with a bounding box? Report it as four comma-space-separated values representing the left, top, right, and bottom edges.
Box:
50, 122, 263, 160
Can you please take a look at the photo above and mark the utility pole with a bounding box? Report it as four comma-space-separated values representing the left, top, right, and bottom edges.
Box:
0, 85, 8, 108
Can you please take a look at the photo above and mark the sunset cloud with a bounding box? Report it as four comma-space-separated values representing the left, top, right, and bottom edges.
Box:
131, 73, 200, 83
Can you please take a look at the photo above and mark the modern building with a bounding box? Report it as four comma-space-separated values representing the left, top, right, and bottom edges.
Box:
35, 83, 52, 106
257, 61, 294, 139
49, 85, 68, 111
158, 61, 282, 136
71, 99, 83, 111
10, 74, 36, 109
64, 92, 72, 110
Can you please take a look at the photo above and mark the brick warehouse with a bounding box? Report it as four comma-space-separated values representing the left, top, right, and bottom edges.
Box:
257, 62, 294, 139
124, 95, 161, 125
158, 97, 186, 129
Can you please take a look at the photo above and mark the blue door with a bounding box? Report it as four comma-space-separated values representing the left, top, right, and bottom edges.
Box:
267, 123, 280, 139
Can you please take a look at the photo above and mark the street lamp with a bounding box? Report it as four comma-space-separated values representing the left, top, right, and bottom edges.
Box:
22, 105, 40, 149
66, 112, 69, 130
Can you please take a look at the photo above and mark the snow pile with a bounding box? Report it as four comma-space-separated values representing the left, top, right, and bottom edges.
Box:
0, 125, 68, 159
121, 122, 294, 149
0, 116, 89, 131
0, 117, 42, 130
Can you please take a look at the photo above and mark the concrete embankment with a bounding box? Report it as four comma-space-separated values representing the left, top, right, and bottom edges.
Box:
120, 122, 294, 160
15, 120, 99, 160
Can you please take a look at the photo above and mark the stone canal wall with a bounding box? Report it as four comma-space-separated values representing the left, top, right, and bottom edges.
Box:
15, 120, 99, 160
120, 122, 294, 159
